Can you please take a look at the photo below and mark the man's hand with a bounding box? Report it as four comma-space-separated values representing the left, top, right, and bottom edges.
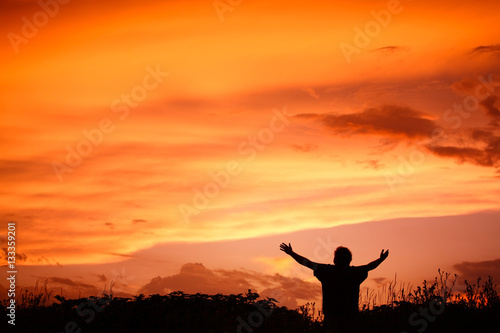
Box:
280, 243, 294, 255
380, 249, 389, 261
280, 243, 318, 270
365, 249, 389, 271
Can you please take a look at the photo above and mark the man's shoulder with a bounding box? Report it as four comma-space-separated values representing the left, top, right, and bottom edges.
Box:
313, 263, 332, 273
350, 265, 370, 280
314, 264, 369, 275
351, 265, 369, 272
315, 264, 367, 270
317, 265, 368, 275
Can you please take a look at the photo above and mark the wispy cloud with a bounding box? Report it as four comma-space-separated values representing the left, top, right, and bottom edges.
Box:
356, 160, 384, 170
296, 105, 437, 140
470, 44, 500, 56
107, 252, 135, 258
291, 143, 319, 153
481, 96, 500, 124
426, 132, 500, 169
453, 258, 500, 284
49, 277, 98, 291
371, 277, 388, 286
372, 46, 408, 54
300, 87, 320, 99
426, 88, 500, 171
295, 93, 500, 173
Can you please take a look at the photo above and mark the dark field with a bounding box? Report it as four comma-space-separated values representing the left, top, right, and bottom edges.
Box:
2, 274, 499, 333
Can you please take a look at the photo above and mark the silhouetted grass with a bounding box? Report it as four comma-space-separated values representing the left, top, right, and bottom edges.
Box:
1, 272, 499, 332
1, 279, 53, 310
359, 269, 459, 310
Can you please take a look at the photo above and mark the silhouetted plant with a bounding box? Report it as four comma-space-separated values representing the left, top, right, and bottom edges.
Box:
3, 279, 54, 309
296, 301, 322, 324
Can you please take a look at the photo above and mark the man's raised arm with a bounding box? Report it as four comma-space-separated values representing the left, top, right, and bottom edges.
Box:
280, 243, 318, 270
364, 249, 389, 271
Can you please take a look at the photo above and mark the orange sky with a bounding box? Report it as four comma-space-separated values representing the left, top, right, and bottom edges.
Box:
1, 0, 500, 307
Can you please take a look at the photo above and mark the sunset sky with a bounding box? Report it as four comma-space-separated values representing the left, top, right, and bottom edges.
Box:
1, 0, 500, 308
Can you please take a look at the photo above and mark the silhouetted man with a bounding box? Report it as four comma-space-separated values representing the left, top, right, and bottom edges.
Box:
280, 243, 389, 332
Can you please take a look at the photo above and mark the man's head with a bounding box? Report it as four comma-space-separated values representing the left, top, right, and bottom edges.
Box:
333, 246, 352, 267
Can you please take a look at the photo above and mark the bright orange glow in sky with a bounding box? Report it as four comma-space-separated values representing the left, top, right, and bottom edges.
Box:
1, 0, 500, 307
